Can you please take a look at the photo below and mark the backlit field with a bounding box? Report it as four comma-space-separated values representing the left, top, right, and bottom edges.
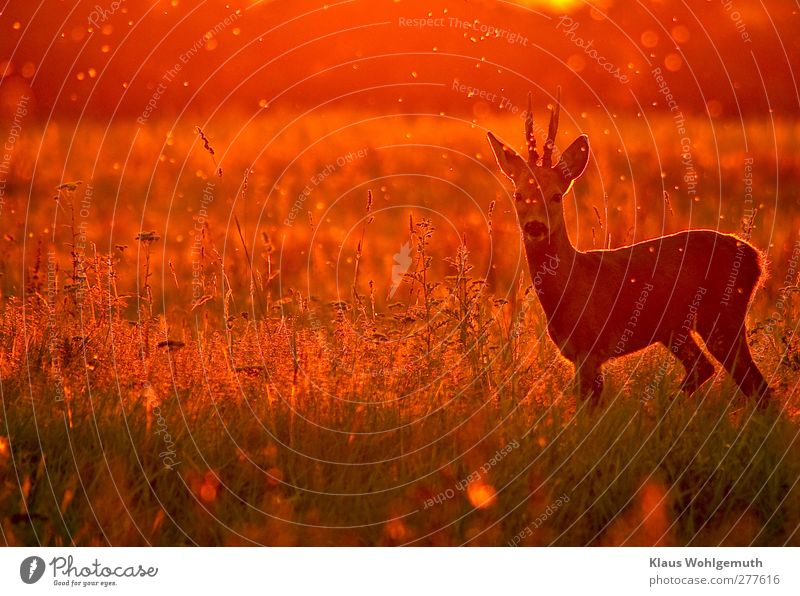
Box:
1, 112, 800, 545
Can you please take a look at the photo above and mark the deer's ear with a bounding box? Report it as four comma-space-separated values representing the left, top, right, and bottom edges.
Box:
487, 132, 525, 180
556, 134, 590, 182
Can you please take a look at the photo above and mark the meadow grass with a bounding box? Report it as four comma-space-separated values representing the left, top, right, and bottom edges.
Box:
1, 112, 799, 545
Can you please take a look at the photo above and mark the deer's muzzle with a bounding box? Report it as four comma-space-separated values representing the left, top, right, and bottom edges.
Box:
524, 220, 549, 239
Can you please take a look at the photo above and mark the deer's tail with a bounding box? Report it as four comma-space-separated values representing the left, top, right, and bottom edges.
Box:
751, 241, 769, 297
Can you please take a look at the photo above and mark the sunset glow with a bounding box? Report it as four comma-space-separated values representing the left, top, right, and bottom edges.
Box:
0, 0, 798, 556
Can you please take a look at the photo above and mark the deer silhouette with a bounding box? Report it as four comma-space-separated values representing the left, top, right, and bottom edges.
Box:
487, 90, 771, 406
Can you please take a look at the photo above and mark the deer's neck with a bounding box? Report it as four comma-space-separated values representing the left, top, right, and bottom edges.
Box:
524, 224, 579, 314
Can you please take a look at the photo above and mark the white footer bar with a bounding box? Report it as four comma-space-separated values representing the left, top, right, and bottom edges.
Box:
1, 547, 796, 594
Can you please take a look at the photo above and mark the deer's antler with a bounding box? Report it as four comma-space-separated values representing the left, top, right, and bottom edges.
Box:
524, 92, 538, 164
542, 87, 561, 167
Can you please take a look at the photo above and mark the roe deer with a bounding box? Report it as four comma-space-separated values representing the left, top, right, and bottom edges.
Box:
487, 90, 771, 406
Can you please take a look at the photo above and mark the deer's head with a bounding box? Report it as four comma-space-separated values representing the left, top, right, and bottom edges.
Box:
487, 90, 589, 243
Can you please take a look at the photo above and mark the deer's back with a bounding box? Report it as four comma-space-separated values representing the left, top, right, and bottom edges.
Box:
542, 230, 763, 362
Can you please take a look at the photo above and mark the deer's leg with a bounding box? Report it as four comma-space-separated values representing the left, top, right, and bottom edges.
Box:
575, 359, 604, 405
702, 326, 772, 407
670, 334, 715, 395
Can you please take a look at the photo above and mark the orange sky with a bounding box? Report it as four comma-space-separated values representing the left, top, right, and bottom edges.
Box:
1, 0, 798, 122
